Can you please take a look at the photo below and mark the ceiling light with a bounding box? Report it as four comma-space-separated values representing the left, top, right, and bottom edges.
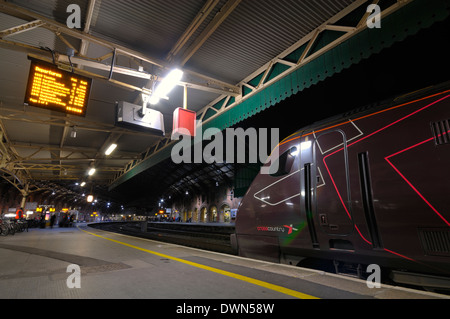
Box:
87, 194, 94, 203
105, 143, 117, 156
149, 68, 183, 105
88, 168, 96, 176
70, 126, 77, 138
80, 182, 86, 187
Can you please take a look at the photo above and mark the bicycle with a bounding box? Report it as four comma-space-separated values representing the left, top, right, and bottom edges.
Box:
0, 219, 8, 236
0, 219, 14, 236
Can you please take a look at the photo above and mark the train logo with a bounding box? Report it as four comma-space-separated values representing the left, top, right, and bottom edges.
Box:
256, 224, 299, 235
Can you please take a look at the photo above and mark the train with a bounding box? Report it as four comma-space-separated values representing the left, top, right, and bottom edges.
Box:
232, 81, 450, 290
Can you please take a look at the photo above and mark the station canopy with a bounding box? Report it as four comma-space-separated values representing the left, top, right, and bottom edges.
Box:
0, 0, 448, 208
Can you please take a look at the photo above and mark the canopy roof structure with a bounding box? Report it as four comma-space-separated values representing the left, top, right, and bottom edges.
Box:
0, 0, 448, 209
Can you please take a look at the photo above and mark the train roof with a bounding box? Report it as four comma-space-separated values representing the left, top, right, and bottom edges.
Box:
292, 80, 450, 138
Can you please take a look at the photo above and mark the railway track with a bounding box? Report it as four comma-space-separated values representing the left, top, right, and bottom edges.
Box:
89, 222, 236, 255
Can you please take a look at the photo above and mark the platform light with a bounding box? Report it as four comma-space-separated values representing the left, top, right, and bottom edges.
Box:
80, 181, 86, 187
88, 168, 96, 176
149, 68, 183, 105
70, 126, 77, 138
105, 143, 117, 156
87, 194, 94, 203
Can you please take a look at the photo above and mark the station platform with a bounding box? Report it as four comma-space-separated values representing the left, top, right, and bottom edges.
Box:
0, 224, 448, 301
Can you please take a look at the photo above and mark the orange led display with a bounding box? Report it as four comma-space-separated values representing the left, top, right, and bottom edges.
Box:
24, 59, 91, 116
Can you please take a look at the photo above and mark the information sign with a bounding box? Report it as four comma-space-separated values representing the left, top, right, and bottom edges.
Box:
24, 59, 91, 116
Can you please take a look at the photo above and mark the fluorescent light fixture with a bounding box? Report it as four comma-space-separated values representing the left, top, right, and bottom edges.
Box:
149, 95, 160, 105
88, 168, 96, 176
149, 68, 183, 105
80, 182, 86, 187
70, 126, 77, 138
105, 143, 117, 156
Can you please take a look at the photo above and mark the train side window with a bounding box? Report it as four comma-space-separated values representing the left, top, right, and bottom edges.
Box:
269, 147, 297, 177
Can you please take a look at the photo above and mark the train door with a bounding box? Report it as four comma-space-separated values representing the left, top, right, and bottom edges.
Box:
299, 139, 319, 248
314, 130, 354, 237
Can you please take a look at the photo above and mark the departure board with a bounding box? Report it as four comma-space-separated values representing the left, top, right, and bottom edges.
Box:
24, 59, 91, 116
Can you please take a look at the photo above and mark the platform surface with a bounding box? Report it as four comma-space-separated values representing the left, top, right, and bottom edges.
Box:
0, 224, 448, 300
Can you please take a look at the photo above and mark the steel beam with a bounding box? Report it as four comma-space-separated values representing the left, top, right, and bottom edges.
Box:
109, 0, 414, 188
179, 0, 242, 66
195, 0, 413, 127
0, 0, 239, 96
0, 104, 164, 138
167, 0, 220, 62
0, 19, 43, 38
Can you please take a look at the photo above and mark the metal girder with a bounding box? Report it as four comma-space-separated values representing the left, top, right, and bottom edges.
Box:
0, 104, 162, 139
0, 117, 32, 195
108, 0, 414, 188
11, 163, 122, 172
194, 0, 413, 126
0, 0, 240, 97
178, 0, 242, 66
0, 19, 43, 38
10, 142, 139, 160
79, 0, 97, 58
167, 0, 220, 63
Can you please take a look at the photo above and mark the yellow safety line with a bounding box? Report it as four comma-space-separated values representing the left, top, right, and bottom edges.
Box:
79, 227, 319, 299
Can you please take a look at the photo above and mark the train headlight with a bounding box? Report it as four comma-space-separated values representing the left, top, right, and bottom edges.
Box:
300, 141, 312, 151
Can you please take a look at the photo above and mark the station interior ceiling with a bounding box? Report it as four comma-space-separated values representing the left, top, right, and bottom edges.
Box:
0, 0, 449, 212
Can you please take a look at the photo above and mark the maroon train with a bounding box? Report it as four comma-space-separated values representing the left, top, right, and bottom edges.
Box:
232, 82, 450, 289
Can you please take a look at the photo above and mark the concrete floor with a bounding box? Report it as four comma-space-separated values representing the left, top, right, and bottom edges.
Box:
0, 224, 447, 300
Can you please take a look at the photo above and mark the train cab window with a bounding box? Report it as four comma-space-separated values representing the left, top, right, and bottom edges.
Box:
269, 147, 297, 177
